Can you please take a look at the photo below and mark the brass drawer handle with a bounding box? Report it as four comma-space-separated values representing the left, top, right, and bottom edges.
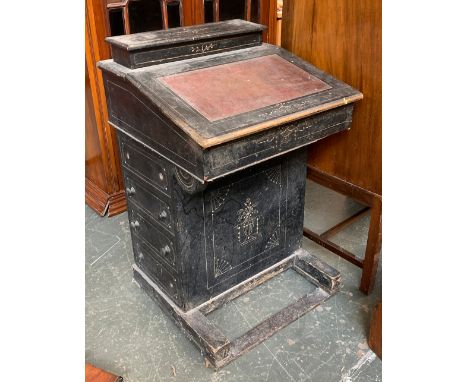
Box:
126, 186, 136, 196
158, 210, 168, 220
130, 220, 140, 229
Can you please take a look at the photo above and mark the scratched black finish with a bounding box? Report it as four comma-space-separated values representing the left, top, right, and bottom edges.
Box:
106, 19, 264, 69
124, 174, 174, 233
104, 72, 205, 180
204, 104, 354, 179
106, 19, 264, 50
176, 148, 308, 310
118, 131, 307, 310
97, 21, 361, 366
110, 32, 263, 69
99, 21, 361, 314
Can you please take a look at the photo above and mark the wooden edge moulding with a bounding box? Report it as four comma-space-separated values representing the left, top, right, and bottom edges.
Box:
85, 178, 127, 217
133, 248, 341, 369
303, 166, 382, 295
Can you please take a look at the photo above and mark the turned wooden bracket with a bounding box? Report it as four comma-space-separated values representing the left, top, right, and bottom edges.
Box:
174, 167, 207, 194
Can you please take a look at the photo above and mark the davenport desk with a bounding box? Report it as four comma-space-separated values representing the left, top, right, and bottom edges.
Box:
98, 19, 362, 369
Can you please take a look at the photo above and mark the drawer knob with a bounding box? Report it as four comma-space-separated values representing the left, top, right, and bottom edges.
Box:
158, 210, 168, 220
138, 252, 144, 260
161, 245, 171, 256
130, 220, 140, 229
126, 186, 136, 196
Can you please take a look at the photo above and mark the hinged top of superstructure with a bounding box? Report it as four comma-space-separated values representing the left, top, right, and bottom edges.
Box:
105, 19, 265, 69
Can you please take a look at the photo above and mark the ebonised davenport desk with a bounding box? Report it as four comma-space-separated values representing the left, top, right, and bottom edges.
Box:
98, 19, 362, 369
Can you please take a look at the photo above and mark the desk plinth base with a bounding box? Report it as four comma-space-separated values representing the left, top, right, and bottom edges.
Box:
133, 248, 341, 369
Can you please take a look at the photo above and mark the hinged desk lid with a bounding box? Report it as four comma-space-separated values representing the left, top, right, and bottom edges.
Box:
99, 41, 362, 149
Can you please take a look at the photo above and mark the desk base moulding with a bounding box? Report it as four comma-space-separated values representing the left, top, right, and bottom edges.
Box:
133, 248, 341, 369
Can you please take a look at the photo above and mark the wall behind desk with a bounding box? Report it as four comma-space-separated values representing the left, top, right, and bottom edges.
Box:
282, 0, 382, 195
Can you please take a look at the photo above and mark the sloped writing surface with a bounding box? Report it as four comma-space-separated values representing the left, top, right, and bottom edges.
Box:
158, 54, 331, 122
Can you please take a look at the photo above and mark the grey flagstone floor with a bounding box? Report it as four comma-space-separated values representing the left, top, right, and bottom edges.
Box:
86, 180, 382, 382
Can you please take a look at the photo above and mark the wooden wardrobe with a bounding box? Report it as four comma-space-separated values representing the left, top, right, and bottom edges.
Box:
282, 0, 382, 294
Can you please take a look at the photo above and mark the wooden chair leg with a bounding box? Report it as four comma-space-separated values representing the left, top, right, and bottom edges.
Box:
123, 4, 131, 34
245, 0, 252, 21
213, 0, 219, 21
203, 0, 219, 23
160, 0, 183, 28
161, 0, 169, 29
368, 302, 382, 359
359, 197, 382, 294
178, 0, 184, 26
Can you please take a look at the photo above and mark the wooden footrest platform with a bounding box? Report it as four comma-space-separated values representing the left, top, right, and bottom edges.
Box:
133, 248, 341, 369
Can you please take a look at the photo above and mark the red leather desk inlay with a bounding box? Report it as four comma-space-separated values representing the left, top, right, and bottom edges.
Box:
159, 54, 331, 121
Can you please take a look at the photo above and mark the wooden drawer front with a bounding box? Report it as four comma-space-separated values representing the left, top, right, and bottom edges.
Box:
134, 240, 180, 304
128, 205, 176, 268
120, 137, 169, 194
204, 105, 353, 179
124, 173, 173, 233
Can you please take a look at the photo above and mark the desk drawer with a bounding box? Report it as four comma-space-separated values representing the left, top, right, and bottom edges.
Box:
124, 173, 173, 233
120, 136, 169, 194
128, 205, 176, 268
134, 240, 180, 304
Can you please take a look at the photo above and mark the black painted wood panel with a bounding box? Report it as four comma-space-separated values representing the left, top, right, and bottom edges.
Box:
119, 128, 308, 310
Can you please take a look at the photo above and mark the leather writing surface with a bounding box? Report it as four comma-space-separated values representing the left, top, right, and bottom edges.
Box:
159, 54, 331, 121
